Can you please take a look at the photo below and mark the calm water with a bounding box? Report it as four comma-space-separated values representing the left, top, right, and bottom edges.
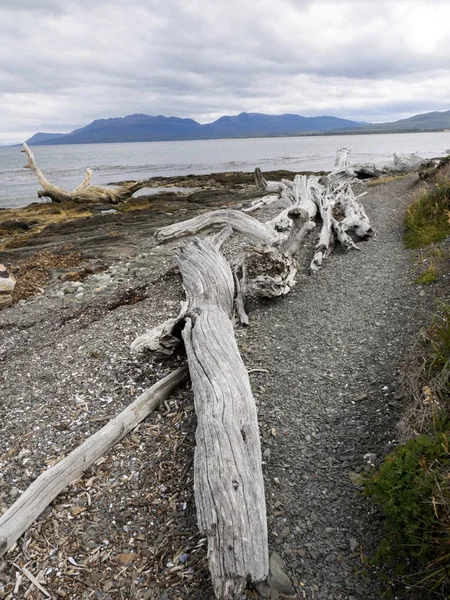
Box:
1, 132, 450, 208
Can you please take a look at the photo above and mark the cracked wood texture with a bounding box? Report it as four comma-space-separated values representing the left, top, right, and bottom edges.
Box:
176, 238, 268, 599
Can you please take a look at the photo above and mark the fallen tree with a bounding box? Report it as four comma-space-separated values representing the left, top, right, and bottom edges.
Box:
22, 143, 151, 204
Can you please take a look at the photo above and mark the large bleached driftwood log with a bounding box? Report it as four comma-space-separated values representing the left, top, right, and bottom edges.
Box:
180, 236, 268, 599
150, 233, 268, 599
0, 367, 188, 559
22, 143, 150, 204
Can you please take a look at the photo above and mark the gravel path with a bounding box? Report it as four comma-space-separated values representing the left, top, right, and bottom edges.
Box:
237, 174, 438, 599
0, 174, 443, 599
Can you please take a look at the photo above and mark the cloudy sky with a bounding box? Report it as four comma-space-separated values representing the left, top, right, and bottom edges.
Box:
1, 0, 449, 144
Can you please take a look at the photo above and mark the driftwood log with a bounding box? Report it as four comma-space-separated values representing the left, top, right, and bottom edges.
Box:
135, 230, 270, 599
179, 234, 269, 598
331, 147, 437, 180
22, 143, 151, 204
0, 367, 188, 559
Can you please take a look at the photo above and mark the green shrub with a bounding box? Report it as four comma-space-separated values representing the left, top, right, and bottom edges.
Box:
365, 433, 450, 565
427, 301, 450, 390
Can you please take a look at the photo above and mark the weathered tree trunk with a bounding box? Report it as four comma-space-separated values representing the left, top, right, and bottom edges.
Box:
22, 143, 151, 204
310, 186, 334, 273
178, 236, 268, 599
334, 147, 349, 170
0, 367, 187, 559
254, 167, 285, 194
155, 208, 278, 245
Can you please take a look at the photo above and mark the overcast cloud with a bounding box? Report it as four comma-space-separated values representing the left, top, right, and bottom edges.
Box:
1, 0, 449, 143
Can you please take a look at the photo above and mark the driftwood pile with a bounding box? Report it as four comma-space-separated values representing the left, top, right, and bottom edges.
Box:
335, 147, 436, 179
129, 151, 373, 598
2, 147, 429, 598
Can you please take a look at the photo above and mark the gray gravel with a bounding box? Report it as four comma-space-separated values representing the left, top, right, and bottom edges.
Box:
0, 173, 444, 599
236, 174, 441, 599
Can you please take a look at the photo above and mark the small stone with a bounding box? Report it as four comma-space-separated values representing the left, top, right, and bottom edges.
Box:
349, 537, 358, 552
354, 393, 368, 402
254, 580, 272, 598
9, 487, 20, 499
76, 293, 84, 299
268, 551, 294, 595
114, 552, 138, 566
348, 471, 363, 487
0, 265, 15, 293
0, 294, 12, 309
263, 448, 271, 459
56, 290, 65, 298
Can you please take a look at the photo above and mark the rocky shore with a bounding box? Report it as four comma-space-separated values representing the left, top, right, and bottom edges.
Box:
0, 172, 448, 599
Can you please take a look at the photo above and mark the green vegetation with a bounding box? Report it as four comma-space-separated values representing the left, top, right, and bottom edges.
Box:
364, 302, 450, 595
363, 164, 450, 596
365, 432, 450, 562
415, 264, 438, 284
404, 163, 450, 248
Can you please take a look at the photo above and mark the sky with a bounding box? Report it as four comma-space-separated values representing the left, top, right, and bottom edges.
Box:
1, 0, 450, 144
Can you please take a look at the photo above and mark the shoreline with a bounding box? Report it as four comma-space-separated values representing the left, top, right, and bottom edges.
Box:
0, 169, 328, 254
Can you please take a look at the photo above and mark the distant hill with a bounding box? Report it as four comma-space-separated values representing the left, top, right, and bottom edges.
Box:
25, 109, 450, 145
25, 112, 363, 145
340, 110, 450, 134
201, 112, 360, 138
26, 132, 69, 144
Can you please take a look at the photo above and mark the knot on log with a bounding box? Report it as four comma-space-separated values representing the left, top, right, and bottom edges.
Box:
245, 246, 297, 297
287, 207, 308, 222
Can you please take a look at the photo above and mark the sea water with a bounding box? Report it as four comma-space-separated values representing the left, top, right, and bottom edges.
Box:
1, 132, 450, 209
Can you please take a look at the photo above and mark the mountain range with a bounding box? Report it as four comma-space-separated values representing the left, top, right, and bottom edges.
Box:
25, 110, 450, 145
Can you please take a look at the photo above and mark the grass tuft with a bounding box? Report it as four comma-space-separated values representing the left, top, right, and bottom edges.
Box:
367, 174, 407, 187
404, 165, 450, 248
415, 264, 438, 284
